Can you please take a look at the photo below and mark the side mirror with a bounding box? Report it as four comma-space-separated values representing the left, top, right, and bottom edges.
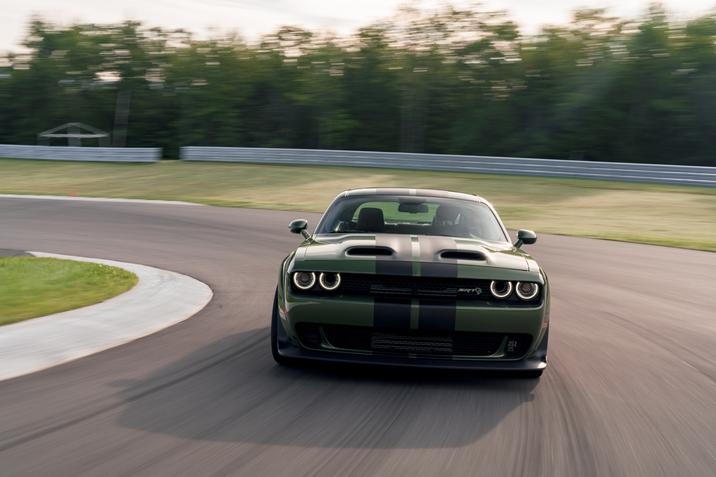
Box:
514, 229, 537, 248
289, 219, 310, 239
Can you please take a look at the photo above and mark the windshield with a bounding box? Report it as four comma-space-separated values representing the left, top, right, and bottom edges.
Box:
316, 195, 508, 242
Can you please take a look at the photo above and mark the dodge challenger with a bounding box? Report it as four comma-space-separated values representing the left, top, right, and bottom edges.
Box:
272, 188, 549, 377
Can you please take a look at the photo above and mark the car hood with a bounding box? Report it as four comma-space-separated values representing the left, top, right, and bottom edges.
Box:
292, 233, 538, 280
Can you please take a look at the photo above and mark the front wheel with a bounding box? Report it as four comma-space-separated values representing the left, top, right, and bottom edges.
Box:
271, 289, 291, 366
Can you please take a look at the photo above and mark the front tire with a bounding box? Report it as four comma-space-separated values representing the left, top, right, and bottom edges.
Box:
271, 289, 290, 366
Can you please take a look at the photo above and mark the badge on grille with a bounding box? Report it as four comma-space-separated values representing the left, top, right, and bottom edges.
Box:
457, 287, 482, 296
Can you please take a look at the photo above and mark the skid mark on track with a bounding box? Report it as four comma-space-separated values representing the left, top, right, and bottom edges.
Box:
540, 357, 601, 477
0, 334, 265, 452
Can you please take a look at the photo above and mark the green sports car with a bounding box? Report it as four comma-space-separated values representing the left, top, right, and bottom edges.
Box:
272, 188, 549, 377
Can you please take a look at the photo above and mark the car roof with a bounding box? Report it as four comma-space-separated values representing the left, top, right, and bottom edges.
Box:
338, 188, 488, 204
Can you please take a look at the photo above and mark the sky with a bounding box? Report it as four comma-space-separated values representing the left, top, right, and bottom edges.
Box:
1, 0, 714, 53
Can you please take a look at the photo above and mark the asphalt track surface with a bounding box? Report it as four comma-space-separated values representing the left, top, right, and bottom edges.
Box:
1, 197, 715, 476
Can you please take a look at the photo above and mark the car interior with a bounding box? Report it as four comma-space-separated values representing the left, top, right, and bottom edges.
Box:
328, 199, 503, 240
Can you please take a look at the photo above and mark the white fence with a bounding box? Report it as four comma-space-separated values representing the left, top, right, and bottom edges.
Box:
0, 145, 160, 163
2, 144, 713, 186
181, 146, 716, 187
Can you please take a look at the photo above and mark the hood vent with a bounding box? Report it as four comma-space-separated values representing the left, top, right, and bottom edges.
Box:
440, 250, 487, 261
346, 246, 394, 257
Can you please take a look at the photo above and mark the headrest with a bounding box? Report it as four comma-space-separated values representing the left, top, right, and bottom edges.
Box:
356, 207, 385, 232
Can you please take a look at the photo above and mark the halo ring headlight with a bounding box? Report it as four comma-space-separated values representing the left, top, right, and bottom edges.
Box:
515, 282, 539, 300
490, 280, 513, 299
319, 272, 341, 291
293, 271, 316, 290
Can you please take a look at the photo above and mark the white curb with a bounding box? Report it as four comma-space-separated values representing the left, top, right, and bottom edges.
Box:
0, 252, 213, 381
0, 194, 202, 206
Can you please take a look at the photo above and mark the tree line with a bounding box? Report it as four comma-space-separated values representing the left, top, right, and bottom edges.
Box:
0, 4, 714, 165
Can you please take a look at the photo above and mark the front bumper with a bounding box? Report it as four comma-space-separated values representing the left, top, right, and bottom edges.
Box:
276, 321, 548, 371
277, 294, 549, 370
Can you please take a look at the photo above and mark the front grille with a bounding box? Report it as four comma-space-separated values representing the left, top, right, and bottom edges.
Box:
337, 274, 540, 305
371, 333, 454, 354
295, 323, 532, 358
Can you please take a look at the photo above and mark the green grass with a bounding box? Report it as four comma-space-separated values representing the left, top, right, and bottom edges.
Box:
1, 158, 715, 251
0, 256, 138, 326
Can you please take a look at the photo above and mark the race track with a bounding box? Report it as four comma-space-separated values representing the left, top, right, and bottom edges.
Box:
0, 197, 714, 476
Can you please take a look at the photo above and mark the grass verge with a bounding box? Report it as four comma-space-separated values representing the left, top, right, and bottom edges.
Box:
0, 256, 138, 326
1, 158, 715, 251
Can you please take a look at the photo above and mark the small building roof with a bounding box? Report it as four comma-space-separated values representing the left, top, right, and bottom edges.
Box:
38, 122, 108, 139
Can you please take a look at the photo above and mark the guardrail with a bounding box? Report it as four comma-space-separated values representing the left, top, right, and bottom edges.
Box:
181, 147, 716, 187
0, 145, 160, 163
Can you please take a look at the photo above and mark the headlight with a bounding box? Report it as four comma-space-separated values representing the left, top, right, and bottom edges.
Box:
490, 280, 513, 299
292, 271, 316, 290
318, 272, 341, 291
515, 282, 539, 300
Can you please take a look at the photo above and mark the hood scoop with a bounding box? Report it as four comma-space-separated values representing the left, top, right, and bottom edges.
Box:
346, 246, 394, 257
439, 250, 487, 261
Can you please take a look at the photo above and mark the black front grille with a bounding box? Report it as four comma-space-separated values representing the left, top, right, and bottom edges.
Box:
295, 323, 532, 358
342, 274, 488, 298
337, 274, 540, 305
371, 333, 454, 354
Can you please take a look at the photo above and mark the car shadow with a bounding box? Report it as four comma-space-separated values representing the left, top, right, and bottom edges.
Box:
115, 327, 539, 449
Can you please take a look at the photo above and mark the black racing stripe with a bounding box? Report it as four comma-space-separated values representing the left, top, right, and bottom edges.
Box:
419, 236, 458, 278
420, 262, 458, 278
418, 299, 456, 331
375, 260, 412, 276
418, 237, 457, 330
375, 235, 412, 276
374, 297, 411, 330
373, 235, 412, 329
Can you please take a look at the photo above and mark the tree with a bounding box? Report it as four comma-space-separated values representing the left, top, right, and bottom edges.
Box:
0, 4, 714, 165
